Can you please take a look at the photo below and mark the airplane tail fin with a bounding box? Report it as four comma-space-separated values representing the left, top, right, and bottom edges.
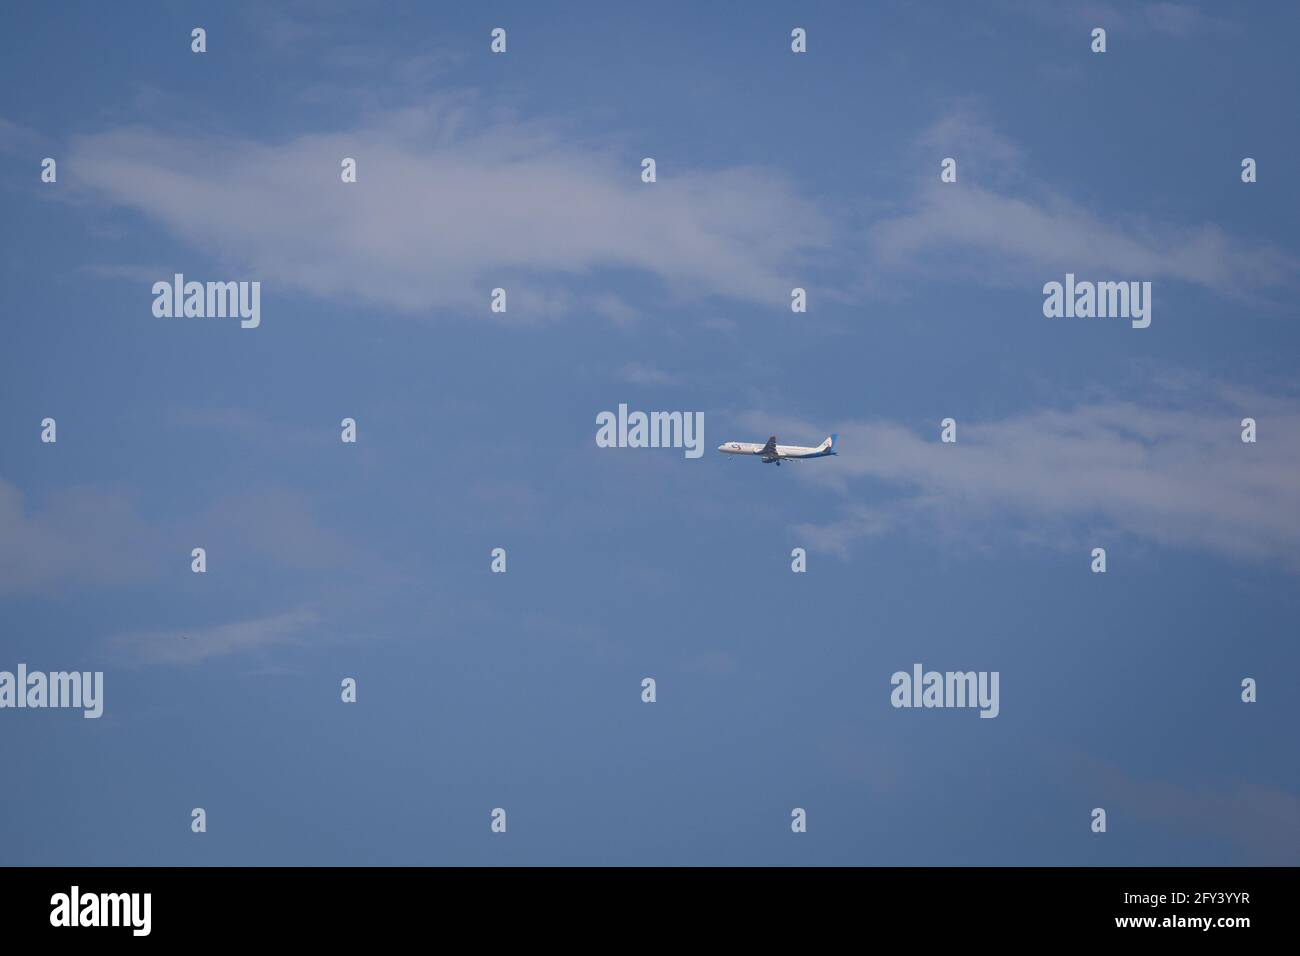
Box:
820, 433, 838, 454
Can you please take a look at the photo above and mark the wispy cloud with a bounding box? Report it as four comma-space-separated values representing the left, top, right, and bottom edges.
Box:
0, 480, 158, 595
107, 607, 321, 665
1003, 0, 1237, 38
194, 489, 354, 572
869, 109, 1295, 298
166, 405, 327, 449
56, 94, 1291, 324
0, 475, 370, 596
754, 376, 1300, 568
617, 362, 680, 387
65, 99, 831, 321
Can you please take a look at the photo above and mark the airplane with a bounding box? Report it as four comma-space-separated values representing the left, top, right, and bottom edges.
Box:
717, 433, 837, 465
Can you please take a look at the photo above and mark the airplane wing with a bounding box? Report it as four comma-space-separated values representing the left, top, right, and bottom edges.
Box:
760, 436, 778, 457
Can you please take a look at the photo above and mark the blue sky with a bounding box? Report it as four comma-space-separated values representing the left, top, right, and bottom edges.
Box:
1, 1, 1297, 865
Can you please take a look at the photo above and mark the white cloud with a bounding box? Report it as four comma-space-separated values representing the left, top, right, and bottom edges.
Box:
752, 379, 1300, 568
792, 504, 896, 558
872, 184, 1293, 295
166, 405, 327, 449
1004, 0, 1235, 37
0, 480, 158, 594
870, 110, 1295, 297
65, 100, 831, 320
60, 98, 1292, 321
108, 608, 321, 665
194, 489, 354, 572
0, 474, 374, 596
617, 362, 680, 386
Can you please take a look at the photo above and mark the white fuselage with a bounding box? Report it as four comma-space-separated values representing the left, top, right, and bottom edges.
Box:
718, 441, 820, 458
717, 435, 837, 462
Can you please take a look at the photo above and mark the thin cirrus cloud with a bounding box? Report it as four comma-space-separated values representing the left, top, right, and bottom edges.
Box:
753, 380, 1300, 569
60, 99, 1293, 318
63, 100, 831, 321
869, 110, 1296, 298
1000, 0, 1236, 38
107, 607, 321, 665
871, 184, 1294, 295
0, 475, 367, 596
617, 362, 680, 387
0, 479, 159, 595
